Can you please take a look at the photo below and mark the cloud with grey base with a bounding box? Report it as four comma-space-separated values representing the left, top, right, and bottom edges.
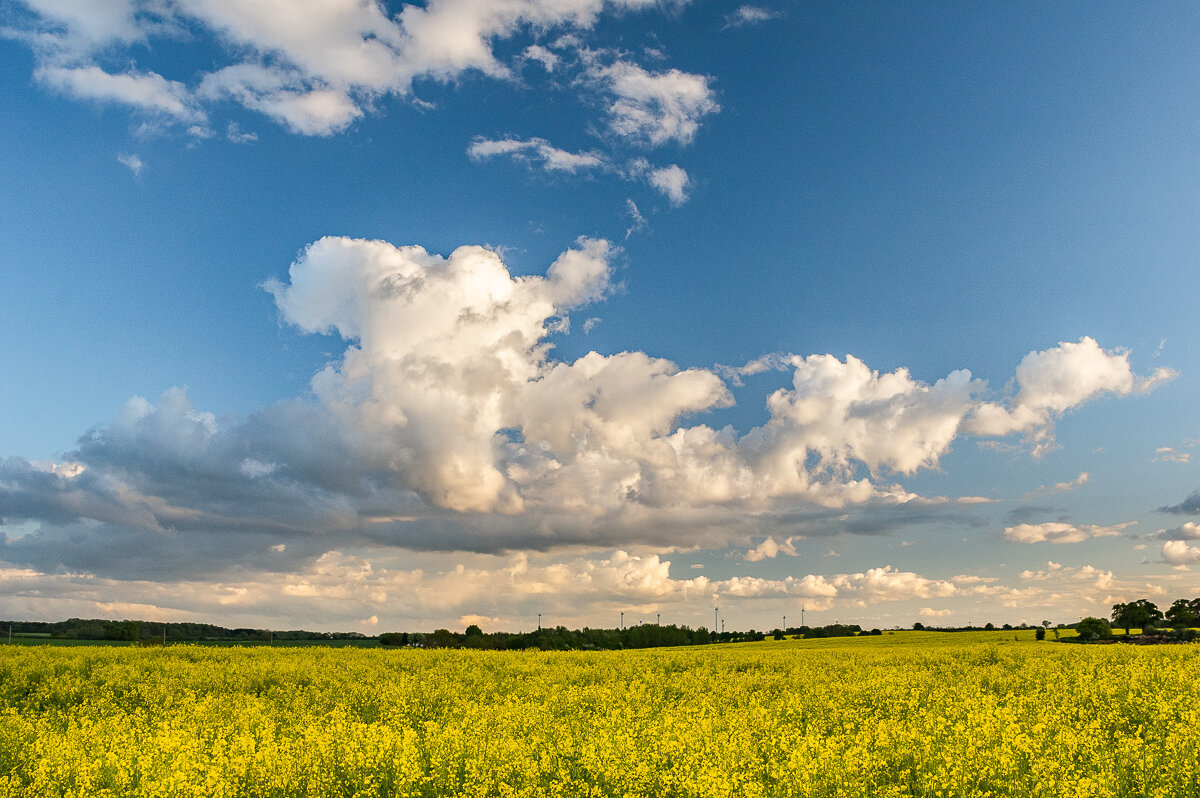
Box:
1157, 522, 1200, 541
0, 235, 1174, 573
1004, 521, 1134, 544
1160, 490, 1200, 515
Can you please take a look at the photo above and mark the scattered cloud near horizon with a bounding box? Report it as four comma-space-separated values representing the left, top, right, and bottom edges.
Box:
0, 546, 1162, 632
1160, 490, 1200, 516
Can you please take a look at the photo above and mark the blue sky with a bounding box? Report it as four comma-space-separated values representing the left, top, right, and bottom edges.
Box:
0, 1, 1198, 632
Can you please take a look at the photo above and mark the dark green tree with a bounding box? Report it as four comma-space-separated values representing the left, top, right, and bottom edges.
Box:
1111, 599, 1162, 635
102, 620, 139, 641
1165, 598, 1198, 629
1076, 617, 1112, 641
427, 628, 458, 648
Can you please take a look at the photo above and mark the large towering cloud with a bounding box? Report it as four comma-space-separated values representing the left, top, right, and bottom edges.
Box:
0, 235, 1173, 569
267, 236, 625, 514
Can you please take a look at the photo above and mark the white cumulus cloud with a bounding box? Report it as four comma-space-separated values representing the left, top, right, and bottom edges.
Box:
592, 60, 719, 146
1162, 540, 1200, 566
1004, 521, 1133, 544
10, 0, 713, 142
0, 233, 1174, 561
647, 164, 690, 204
744, 536, 797, 562
967, 337, 1175, 455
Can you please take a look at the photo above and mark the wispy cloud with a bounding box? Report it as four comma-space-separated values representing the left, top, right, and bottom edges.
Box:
468, 137, 605, 173
9, 0, 716, 143
116, 152, 144, 177
37, 64, 202, 122
624, 198, 647, 238
226, 122, 258, 144
723, 6, 781, 29
468, 139, 695, 204
1021, 472, 1089, 500
1153, 447, 1191, 464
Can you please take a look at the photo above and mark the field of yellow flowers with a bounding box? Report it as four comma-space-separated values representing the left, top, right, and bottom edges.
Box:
1, 632, 1197, 797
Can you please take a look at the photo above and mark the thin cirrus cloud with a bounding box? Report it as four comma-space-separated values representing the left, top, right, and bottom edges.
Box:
467, 137, 606, 174
1020, 472, 1089, 501
0, 234, 1173, 582
116, 152, 145, 176
468, 136, 693, 204
723, 6, 780, 29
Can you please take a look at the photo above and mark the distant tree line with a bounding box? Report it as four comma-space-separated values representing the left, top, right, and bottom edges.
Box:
377, 623, 892, 650
911, 621, 1054, 633
785, 624, 881, 639
2, 618, 370, 644
1072, 597, 1200, 643
4, 618, 727, 650
379, 623, 717, 650
15, 605, 1198, 650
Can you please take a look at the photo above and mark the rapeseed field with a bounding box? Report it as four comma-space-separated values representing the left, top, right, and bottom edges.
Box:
1, 633, 1197, 797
